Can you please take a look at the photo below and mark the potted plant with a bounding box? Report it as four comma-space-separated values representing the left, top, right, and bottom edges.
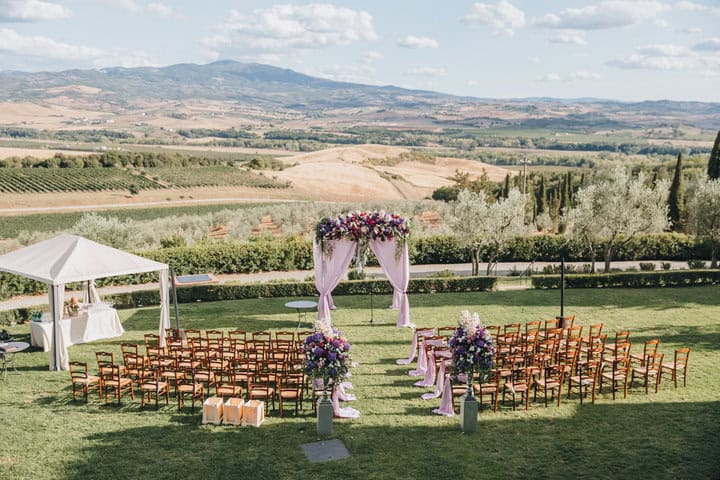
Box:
302, 318, 352, 437
448, 311, 495, 433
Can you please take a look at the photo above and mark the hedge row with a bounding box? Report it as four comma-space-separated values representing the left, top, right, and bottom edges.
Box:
0, 233, 712, 300
105, 276, 498, 309
531, 270, 720, 289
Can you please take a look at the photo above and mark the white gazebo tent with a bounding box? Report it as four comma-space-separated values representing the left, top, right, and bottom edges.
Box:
0, 234, 170, 371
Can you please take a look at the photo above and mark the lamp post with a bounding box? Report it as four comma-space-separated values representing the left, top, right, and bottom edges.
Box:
557, 256, 568, 329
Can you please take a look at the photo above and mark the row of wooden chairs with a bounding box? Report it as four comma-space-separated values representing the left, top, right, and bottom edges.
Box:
416, 322, 690, 412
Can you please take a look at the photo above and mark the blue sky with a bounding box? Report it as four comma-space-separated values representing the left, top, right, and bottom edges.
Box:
0, 0, 719, 101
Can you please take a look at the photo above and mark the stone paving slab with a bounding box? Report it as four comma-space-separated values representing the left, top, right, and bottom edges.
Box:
301, 439, 350, 463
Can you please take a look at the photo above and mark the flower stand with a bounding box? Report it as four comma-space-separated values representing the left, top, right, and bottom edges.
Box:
317, 398, 333, 436
460, 393, 478, 433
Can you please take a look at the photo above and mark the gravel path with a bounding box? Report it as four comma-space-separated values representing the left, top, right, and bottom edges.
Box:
0, 260, 695, 311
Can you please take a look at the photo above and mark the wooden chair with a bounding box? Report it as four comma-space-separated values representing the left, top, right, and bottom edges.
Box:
437, 326, 457, 339
69, 361, 101, 403
600, 342, 632, 400
504, 323, 521, 336
278, 376, 303, 417
120, 342, 139, 356
660, 347, 690, 388
567, 360, 600, 405
534, 364, 566, 407
503, 367, 534, 411
206, 330, 224, 346
605, 330, 631, 354
473, 369, 501, 412
581, 323, 604, 348
631, 352, 664, 394
485, 325, 501, 342
631, 339, 660, 367
144, 333, 160, 347
215, 369, 243, 399
176, 368, 204, 412
248, 374, 276, 414
95, 351, 116, 377
274, 330, 296, 345
101, 365, 134, 405
523, 320, 542, 342
122, 352, 145, 380
252, 331, 272, 345
138, 364, 169, 409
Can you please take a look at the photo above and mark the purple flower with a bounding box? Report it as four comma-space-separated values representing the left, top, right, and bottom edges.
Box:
343, 342, 351, 351
327, 352, 337, 362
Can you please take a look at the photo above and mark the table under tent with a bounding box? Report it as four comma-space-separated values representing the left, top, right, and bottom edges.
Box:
0, 234, 171, 370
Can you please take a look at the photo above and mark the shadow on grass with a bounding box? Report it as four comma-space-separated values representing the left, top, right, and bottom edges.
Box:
64, 400, 720, 480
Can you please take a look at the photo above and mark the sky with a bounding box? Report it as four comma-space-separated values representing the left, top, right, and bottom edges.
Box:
0, 0, 719, 101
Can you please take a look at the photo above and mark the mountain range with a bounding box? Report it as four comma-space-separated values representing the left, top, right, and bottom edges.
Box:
0, 60, 719, 130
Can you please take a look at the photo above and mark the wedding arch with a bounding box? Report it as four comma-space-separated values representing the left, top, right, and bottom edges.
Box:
313, 211, 414, 328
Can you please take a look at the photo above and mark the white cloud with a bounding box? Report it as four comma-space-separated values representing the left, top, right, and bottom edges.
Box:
404, 66, 447, 77
678, 26, 702, 34
220, 4, 377, 50
654, 19, 671, 28
201, 35, 232, 49
528, 55, 541, 63
538, 72, 561, 82
363, 51, 382, 63
675, 1, 706, 11
462, 1, 526, 35
0, 0, 70, 22
549, 30, 587, 45
534, 1, 670, 30
107, 0, 174, 16
608, 42, 720, 72
636, 43, 691, 56
568, 70, 602, 80
397, 35, 439, 49
0, 27, 102, 59
693, 38, 720, 51
146, 3, 172, 17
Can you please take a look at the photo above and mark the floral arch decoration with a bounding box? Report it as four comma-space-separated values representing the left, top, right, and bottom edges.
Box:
313, 211, 414, 328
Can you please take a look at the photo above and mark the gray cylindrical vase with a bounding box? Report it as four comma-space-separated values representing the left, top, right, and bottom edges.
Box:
317, 398, 333, 436
460, 393, 478, 433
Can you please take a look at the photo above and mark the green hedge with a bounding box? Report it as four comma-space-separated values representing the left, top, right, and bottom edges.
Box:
531, 270, 720, 289
0, 233, 711, 300
105, 276, 498, 309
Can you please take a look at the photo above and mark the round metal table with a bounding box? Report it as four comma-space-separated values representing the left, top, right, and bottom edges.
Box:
0, 341, 30, 381
285, 300, 318, 328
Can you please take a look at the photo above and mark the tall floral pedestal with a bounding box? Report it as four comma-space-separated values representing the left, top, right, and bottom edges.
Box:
317, 398, 333, 437
460, 393, 478, 433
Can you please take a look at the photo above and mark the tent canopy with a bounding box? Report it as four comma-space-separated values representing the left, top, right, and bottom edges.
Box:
0, 234, 166, 285
0, 234, 170, 371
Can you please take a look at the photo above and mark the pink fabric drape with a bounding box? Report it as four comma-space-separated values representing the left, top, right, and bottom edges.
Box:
396, 327, 434, 365
414, 350, 436, 387
313, 240, 356, 321
369, 239, 413, 328
421, 351, 451, 400
332, 384, 360, 418
432, 374, 455, 416
409, 339, 428, 377
390, 289, 402, 309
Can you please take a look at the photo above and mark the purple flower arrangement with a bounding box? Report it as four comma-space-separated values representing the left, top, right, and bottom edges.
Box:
448, 311, 495, 379
302, 328, 352, 389
315, 211, 410, 243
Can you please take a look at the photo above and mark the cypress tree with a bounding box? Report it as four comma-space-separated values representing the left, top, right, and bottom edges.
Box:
668, 152, 685, 231
709, 129, 720, 180
566, 172, 574, 206
537, 176, 547, 214
502, 174, 511, 198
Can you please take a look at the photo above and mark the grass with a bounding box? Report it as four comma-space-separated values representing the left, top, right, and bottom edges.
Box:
0, 287, 718, 479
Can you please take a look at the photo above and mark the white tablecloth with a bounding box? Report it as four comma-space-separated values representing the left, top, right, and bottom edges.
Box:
30, 306, 124, 352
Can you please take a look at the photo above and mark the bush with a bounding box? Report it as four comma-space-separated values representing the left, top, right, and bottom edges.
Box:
688, 259, 707, 269
639, 262, 656, 271
347, 270, 367, 281
103, 276, 498, 309
662, 262, 672, 271
531, 270, 720, 289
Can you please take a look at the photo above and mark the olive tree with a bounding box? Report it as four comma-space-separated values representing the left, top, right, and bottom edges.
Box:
566, 167, 669, 273
687, 178, 720, 268
452, 188, 529, 275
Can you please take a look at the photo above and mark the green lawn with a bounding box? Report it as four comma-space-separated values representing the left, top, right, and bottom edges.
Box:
1, 287, 718, 480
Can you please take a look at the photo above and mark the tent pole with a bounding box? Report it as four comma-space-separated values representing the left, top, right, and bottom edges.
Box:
170, 267, 181, 337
